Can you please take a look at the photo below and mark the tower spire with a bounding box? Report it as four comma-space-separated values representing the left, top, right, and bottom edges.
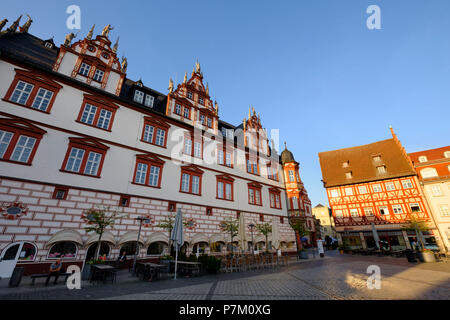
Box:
113, 36, 119, 53
7, 15, 22, 33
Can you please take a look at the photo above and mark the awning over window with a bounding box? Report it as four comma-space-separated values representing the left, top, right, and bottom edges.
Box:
146, 232, 169, 245
86, 231, 116, 246
46, 229, 83, 248
190, 233, 209, 245
118, 231, 145, 246
209, 233, 226, 244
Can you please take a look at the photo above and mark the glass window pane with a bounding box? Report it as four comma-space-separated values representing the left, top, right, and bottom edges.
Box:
156, 129, 165, 146
10, 81, 34, 105
81, 104, 97, 125
84, 151, 102, 175
66, 148, 85, 172
97, 109, 112, 129
0, 130, 13, 158
149, 166, 160, 186
10, 136, 36, 162
135, 162, 148, 184
32, 88, 53, 111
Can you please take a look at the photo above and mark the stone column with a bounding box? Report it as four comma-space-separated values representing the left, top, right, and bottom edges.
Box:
359, 232, 367, 249
402, 230, 411, 250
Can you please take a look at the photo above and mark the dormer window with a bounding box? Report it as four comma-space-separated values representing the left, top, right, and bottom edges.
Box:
144, 95, 154, 107
93, 69, 104, 82
342, 161, 349, 168
87, 46, 95, 52
377, 166, 386, 174
418, 156, 427, 163
45, 42, 53, 49
187, 92, 193, 99
102, 52, 109, 59
134, 90, 144, 104
345, 171, 352, 179
199, 97, 204, 105
372, 155, 381, 162
79, 63, 91, 77
443, 151, 450, 158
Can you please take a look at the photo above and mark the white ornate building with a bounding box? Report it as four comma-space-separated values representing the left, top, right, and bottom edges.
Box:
0, 18, 311, 276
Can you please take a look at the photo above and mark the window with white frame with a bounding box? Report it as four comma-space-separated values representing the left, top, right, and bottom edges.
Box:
392, 205, 403, 214
372, 155, 382, 162
134, 90, 144, 104
194, 141, 202, 158
402, 179, 413, 189
187, 91, 193, 99
32, 88, 53, 111
358, 186, 368, 194
420, 168, 438, 179
10, 81, 34, 105
144, 95, 154, 107
409, 203, 421, 213
342, 161, 349, 168
175, 104, 182, 115
350, 209, 359, 217
345, 172, 352, 179
345, 187, 353, 196
364, 207, 374, 216
198, 97, 204, 105
79, 63, 91, 76
440, 205, 450, 217
10, 136, 37, 163
288, 170, 295, 182
385, 182, 395, 191
372, 184, 382, 192
291, 196, 299, 210
377, 166, 386, 174
93, 69, 104, 82
330, 189, 339, 198
183, 107, 189, 118
335, 210, 343, 218
184, 138, 192, 155
431, 185, 443, 196
418, 156, 428, 163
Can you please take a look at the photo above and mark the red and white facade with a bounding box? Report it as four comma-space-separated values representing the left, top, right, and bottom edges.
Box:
0, 23, 305, 276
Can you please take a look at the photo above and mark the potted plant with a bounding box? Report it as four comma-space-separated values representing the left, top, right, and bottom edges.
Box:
402, 215, 435, 263
338, 245, 345, 255
417, 249, 436, 263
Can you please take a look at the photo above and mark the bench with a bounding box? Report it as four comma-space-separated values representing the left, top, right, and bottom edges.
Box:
31, 272, 71, 286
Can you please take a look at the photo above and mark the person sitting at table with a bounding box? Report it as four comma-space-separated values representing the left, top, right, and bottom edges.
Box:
116, 251, 127, 265
46, 258, 63, 286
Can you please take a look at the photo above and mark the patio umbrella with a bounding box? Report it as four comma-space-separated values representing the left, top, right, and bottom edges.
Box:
416, 229, 426, 250
170, 208, 184, 280
272, 218, 280, 250
371, 223, 381, 249
238, 212, 247, 252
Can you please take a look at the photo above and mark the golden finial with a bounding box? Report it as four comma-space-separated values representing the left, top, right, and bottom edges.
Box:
21, 14, 32, 33
206, 83, 209, 95
195, 60, 201, 73
243, 119, 246, 130
248, 107, 251, 120
7, 15, 22, 33
183, 72, 187, 84
214, 101, 218, 113
86, 24, 95, 40
252, 106, 255, 115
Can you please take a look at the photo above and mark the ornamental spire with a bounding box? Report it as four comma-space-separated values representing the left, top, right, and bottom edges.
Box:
20, 14, 32, 33
0, 19, 8, 32
183, 72, 187, 84
86, 24, 95, 40
168, 78, 174, 93
113, 36, 119, 53
7, 15, 22, 33
195, 60, 201, 73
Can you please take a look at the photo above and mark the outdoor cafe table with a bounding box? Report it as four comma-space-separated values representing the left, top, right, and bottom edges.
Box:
170, 261, 201, 277
137, 262, 167, 281
90, 264, 116, 283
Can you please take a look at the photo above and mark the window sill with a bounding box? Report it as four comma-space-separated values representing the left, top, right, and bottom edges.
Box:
248, 203, 263, 207
75, 120, 112, 132
270, 206, 283, 210
179, 190, 202, 196
0, 158, 32, 166
131, 182, 161, 189
59, 169, 101, 178
216, 197, 234, 202
140, 139, 167, 149
2, 98, 51, 114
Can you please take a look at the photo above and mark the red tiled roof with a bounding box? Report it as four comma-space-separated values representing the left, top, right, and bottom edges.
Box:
319, 139, 416, 188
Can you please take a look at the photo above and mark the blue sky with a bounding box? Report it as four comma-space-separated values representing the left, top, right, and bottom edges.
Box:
3, 1, 450, 206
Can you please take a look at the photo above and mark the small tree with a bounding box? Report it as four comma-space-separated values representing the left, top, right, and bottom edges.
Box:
290, 220, 310, 253
402, 215, 430, 250
256, 222, 272, 252
157, 213, 196, 256
82, 206, 124, 260
219, 218, 239, 252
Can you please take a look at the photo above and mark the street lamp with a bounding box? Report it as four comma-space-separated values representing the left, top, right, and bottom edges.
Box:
132, 215, 153, 276
248, 223, 255, 254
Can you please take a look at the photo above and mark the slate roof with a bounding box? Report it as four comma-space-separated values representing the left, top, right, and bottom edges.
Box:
319, 138, 416, 188
0, 32, 58, 69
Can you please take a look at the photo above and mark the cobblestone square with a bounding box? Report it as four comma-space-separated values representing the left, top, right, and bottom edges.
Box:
0, 253, 448, 300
